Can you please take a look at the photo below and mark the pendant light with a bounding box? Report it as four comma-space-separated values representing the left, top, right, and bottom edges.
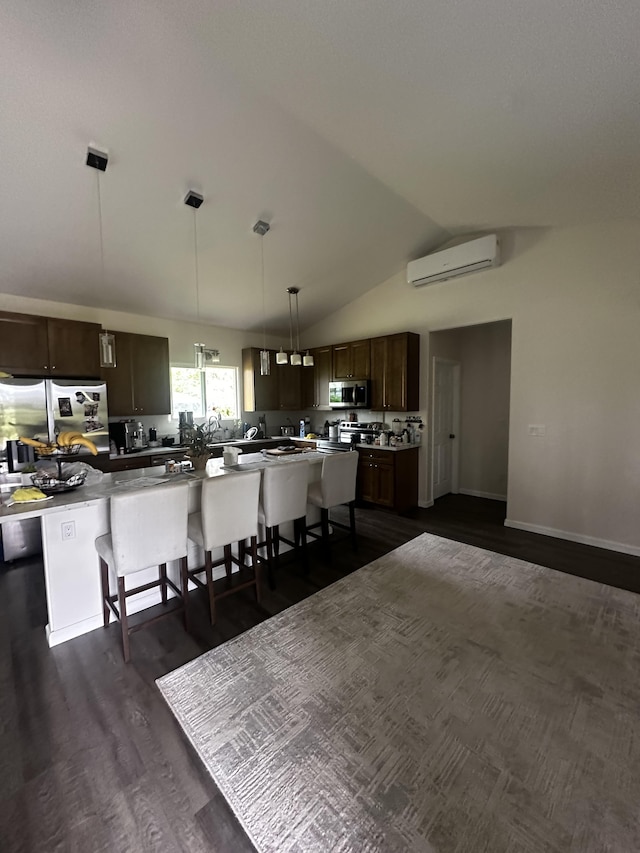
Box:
287, 287, 302, 366
185, 190, 210, 371
87, 146, 117, 369
253, 220, 271, 376
287, 287, 314, 367
275, 257, 288, 363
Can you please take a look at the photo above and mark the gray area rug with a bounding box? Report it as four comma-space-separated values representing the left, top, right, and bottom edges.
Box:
157, 533, 640, 852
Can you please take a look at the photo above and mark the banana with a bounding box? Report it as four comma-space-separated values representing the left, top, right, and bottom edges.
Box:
75, 436, 99, 455
19, 436, 57, 456
19, 436, 51, 450
58, 431, 84, 447
12, 487, 48, 502
21, 433, 97, 455
36, 445, 56, 456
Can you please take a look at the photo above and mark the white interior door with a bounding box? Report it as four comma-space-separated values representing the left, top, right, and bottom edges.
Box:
432, 359, 460, 499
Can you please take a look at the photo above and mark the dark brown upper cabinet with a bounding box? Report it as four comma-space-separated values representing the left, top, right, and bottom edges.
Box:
276, 361, 301, 410
305, 345, 333, 409
370, 332, 420, 412
0, 311, 101, 378
103, 331, 171, 416
242, 348, 306, 412
332, 339, 370, 380
242, 348, 279, 412
46, 318, 102, 377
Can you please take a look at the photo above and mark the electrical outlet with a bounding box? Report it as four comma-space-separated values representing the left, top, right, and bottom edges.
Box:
61, 521, 75, 541
528, 424, 546, 436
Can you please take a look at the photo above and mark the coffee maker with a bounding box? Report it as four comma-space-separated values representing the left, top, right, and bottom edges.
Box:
109, 420, 148, 453
178, 411, 194, 446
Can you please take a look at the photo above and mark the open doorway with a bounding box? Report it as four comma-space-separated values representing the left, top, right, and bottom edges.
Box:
430, 320, 512, 503
432, 358, 460, 499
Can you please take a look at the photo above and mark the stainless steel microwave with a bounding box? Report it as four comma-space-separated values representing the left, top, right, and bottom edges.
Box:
329, 379, 370, 409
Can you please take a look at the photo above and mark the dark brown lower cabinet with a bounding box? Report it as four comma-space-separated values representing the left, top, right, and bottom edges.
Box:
86, 455, 148, 473
357, 447, 419, 512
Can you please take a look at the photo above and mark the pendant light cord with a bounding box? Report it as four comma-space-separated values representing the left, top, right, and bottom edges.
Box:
193, 209, 200, 320
96, 170, 110, 348
295, 290, 301, 352
96, 170, 105, 290
261, 236, 266, 351
288, 290, 294, 351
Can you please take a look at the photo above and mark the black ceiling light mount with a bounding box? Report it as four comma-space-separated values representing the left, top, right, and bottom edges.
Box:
86, 146, 108, 172
253, 219, 270, 237
184, 190, 204, 209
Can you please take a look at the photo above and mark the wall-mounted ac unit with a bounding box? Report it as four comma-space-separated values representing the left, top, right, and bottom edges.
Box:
407, 234, 500, 287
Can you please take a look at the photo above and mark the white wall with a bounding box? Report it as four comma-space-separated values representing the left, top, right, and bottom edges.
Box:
305, 221, 640, 556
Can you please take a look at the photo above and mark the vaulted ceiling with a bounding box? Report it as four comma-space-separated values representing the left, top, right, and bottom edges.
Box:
1, 1, 639, 334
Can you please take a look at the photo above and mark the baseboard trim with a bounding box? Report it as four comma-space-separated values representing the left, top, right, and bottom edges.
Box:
459, 489, 507, 502
504, 519, 640, 558
46, 614, 104, 648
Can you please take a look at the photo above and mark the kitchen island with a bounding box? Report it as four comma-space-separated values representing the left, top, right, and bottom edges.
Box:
0, 451, 329, 648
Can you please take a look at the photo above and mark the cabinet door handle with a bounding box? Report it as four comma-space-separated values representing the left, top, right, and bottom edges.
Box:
43, 365, 48, 370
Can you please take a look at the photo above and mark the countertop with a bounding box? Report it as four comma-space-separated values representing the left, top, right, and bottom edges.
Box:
108, 437, 284, 460
354, 442, 421, 452
0, 450, 328, 523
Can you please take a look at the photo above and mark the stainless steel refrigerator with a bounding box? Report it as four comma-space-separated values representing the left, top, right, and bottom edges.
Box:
0, 378, 109, 561
0, 377, 110, 459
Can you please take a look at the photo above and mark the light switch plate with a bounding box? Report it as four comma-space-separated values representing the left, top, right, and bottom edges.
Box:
528, 424, 546, 436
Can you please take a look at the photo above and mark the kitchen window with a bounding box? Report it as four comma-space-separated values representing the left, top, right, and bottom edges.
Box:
170, 366, 239, 420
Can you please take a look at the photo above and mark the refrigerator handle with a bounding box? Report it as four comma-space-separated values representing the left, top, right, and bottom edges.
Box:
45, 380, 57, 445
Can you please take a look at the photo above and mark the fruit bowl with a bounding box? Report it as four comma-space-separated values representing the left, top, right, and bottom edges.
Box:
56, 444, 83, 456
31, 471, 87, 495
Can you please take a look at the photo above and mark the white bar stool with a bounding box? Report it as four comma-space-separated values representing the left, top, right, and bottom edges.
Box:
95, 480, 190, 663
306, 450, 359, 556
186, 470, 261, 625
258, 460, 310, 588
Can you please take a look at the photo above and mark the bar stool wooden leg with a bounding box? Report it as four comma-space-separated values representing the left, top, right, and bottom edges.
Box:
299, 516, 309, 574
205, 550, 216, 625
320, 508, 330, 543
320, 508, 331, 558
349, 501, 357, 551
266, 526, 276, 590
159, 562, 168, 605
118, 576, 130, 664
250, 535, 261, 603
224, 544, 233, 587
100, 557, 110, 627
180, 556, 191, 632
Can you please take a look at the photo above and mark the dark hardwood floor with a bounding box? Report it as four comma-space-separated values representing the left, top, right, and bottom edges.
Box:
1, 495, 639, 852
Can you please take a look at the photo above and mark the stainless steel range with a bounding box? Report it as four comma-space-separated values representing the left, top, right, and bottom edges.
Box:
316, 421, 383, 452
